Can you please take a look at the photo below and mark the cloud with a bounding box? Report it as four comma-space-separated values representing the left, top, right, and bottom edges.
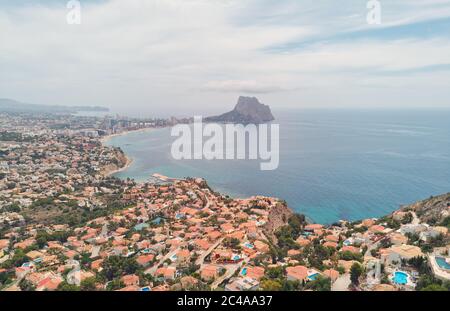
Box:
201, 80, 285, 94
0, 0, 449, 114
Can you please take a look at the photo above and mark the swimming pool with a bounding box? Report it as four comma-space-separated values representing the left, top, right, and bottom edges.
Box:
244, 243, 254, 249
308, 273, 320, 281
240, 268, 248, 276
435, 257, 450, 270
392, 271, 408, 285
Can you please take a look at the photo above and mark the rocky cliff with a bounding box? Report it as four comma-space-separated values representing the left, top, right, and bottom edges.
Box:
263, 201, 293, 242
402, 192, 450, 225
100, 148, 129, 176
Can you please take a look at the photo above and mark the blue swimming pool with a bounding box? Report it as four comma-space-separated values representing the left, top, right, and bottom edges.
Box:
392, 271, 408, 285
308, 273, 320, 281
435, 257, 450, 270
244, 243, 254, 249
240, 268, 248, 276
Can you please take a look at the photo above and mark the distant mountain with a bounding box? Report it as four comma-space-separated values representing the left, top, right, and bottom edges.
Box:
205, 96, 275, 124
0, 98, 109, 114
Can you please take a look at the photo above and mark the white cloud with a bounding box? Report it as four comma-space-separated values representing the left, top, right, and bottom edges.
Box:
0, 0, 449, 115
201, 80, 285, 94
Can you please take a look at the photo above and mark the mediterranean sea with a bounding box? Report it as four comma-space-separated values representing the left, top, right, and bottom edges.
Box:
105, 109, 450, 224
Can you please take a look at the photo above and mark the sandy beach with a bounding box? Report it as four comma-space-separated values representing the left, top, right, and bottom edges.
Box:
99, 127, 154, 144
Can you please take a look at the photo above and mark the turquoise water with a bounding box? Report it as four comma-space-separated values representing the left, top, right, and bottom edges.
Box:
392, 271, 408, 285
308, 273, 320, 281
435, 257, 450, 270
106, 109, 450, 224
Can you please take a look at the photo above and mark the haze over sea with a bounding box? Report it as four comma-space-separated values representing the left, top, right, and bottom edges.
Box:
105, 109, 450, 224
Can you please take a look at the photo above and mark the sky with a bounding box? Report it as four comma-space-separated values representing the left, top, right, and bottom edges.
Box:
1, 0, 450, 117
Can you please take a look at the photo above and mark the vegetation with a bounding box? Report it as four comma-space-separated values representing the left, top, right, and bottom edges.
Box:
305, 276, 331, 291
100, 256, 140, 281
350, 263, 363, 286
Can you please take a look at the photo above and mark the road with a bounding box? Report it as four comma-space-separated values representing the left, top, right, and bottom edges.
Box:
145, 247, 180, 275
211, 264, 241, 290
195, 237, 224, 266
411, 211, 420, 225
331, 274, 351, 291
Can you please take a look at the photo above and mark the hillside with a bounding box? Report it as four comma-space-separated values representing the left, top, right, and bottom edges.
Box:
0, 98, 108, 114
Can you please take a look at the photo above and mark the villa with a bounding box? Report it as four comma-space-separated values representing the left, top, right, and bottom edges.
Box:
122, 274, 140, 287
200, 265, 222, 281
240, 266, 265, 280
225, 277, 260, 291
380, 244, 424, 265
286, 265, 308, 282
323, 269, 340, 282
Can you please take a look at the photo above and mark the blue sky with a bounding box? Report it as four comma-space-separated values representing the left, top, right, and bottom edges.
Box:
0, 0, 449, 116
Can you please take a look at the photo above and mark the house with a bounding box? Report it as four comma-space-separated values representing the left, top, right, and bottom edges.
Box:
338, 260, 359, 273
241, 266, 265, 280
380, 244, 424, 265
286, 265, 308, 282
225, 277, 259, 291
220, 223, 235, 234
200, 265, 221, 281
121, 274, 140, 287
400, 224, 428, 236
323, 269, 340, 282
36, 275, 63, 291
419, 227, 447, 242
362, 219, 376, 227
323, 241, 338, 249
15, 266, 31, 279
0, 239, 10, 250
194, 239, 210, 251
341, 245, 360, 254
305, 224, 323, 232
155, 267, 176, 280
254, 240, 269, 253
325, 235, 339, 243
390, 232, 408, 245
211, 249, 233, 263
91, 259, 104, 271
296, 237, 311, 247
176, 249, 190, 265
136, 254, 155, 267
180, 276, 199, 289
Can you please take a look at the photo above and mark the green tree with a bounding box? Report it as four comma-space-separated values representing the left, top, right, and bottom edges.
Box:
421, 284, 447, 291
19, 279, 36, 291
260, 279, 283, 291
305, 276, 331, 291
57, 281, 80, 291
80, 277, 97, 291
350, 263, 363, 285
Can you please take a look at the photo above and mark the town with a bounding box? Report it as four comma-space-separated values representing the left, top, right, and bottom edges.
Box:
0, 111, 449, 292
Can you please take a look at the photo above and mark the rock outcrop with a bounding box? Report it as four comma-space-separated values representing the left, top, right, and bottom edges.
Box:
402, 193, 450, 225
263, 201, 293, 242
205, 96, 275, 124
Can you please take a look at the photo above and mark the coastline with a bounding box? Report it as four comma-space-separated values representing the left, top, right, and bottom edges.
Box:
104, 155, 133, 177
100, 127, 154, 144
99, 127, 155, 177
